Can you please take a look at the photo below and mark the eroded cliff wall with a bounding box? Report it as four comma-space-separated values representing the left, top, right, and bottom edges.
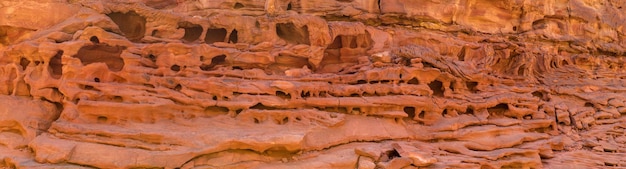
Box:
1, 0, 626, 168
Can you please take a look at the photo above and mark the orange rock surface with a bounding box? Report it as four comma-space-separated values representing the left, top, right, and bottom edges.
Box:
1, 0, 626, 168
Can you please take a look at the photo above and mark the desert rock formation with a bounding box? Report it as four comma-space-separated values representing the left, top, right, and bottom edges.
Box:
1, 0, 626, 168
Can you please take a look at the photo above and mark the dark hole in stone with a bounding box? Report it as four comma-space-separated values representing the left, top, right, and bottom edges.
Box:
19, 57, 30, 70
107, 11, 146, 42
407, 77, 419, 84
90, 36, 100, 44
199, 64, 211, 71
84, 85, 94, 90
301, 91, 310, 98
234, 2, 244, 9
295, 117, 301, 121
584, 102, 594, 107
229, 29, 238, 43
287, 3, 292, 10
171, 64, 181, 72
94, 78, 100, 82
518, 65, 526, 76
235, 109, 243, 115
204, 106, 229, 113
466, 107, 474, 114
254, 118, 260, 123
174, 84, 182, 91
276, 91, 291, 99
428, 80, 444, 97
458, 47, 466, 61
147, 54, 157, 62
466, 81, 478, 93
327, 37, 342, 49
418, 111, 425, 118
74, 44, 126, 71
97, 116, 107, 123
381, 149, 401, 162
275, 22, 310, 45
281, 117, 289, 124
532, 91, 544, 100
212, 55, 226, 65
449, 81, 456, 91
201, 54, 227, 71
112, 96, 123, 102
350, 37, 358, 48
205, 28, 227, 43
250, 103, 276, 110
512, 26, 517, 31
357, 80, 367, 84
487, 103, 509, 114
423, 62, 435, 68
442, 109, 448, 116
404, 107, 416, 119
523, 114, 532, 119
50, 50, 64, 78
179, 22, 203, 43
233, 66, 243, 70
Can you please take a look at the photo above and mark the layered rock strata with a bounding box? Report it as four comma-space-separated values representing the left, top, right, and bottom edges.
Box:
1, 0, 626, 168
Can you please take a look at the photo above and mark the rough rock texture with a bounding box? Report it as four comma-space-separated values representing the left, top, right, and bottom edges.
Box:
1, 0, 626, 168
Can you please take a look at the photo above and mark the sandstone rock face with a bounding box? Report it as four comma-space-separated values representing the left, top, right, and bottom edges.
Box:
1, 0, 626, 168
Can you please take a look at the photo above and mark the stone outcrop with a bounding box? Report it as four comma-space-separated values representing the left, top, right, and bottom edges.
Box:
1, 0, 626, 168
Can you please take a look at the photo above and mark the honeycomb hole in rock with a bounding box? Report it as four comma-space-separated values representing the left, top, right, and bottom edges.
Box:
404, 107, 416, 119
203, 106, 229, 117
73, 44, 126, 72
200, 55, 227, 71
407, 77, 419, 84
179, 22, 203, 43
228, 29, 238, 43
275, 23, 310, 45
250, 103, 277, 110
106, 11, 146, 42
487, 103, 509, 116
276, 91, 291, 100
300, 91, 310, 98
96, 116, 108, 123
94, 77, 100, 82
205, 28, 227, 43
518, 65, 527, 76
380, 149, 401, 162
584, 102, 594, 107
428, 80, 444, 97
234, 2, 244, 9
466, 81, 478, 93
274, 116, 289, 125
287, 3, 292, 10
146, 54, 157, 62
19, 57, 30, 70
90, 36, 100, 44
531, 91, 548, 101
171, 64, 181, 72
319, 34, 371, 73
270, 55, 311, 73
49, 50, 64, 79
